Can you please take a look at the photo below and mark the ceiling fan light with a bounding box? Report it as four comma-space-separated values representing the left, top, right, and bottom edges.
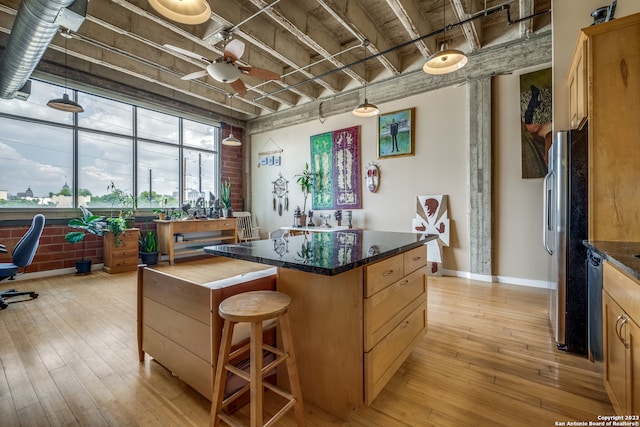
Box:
148, 0, 211, 25
222, 133, 242, 146
47, 93, 84, 113
207, 61, 242, 83
352, 99, 379, 117
423, 43, 468, 75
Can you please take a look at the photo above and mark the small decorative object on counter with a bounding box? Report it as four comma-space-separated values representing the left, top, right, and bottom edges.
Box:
293, 206, 303, 227
307, 210, 314, 227
347, 210, 353, 228
319, 213, 331, 227
334, 210, 342, 226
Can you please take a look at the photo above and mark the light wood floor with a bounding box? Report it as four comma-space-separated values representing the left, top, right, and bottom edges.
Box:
0, 259, 612, 426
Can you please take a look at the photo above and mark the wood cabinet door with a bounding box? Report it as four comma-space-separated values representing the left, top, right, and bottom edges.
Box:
604, 291, 628, 414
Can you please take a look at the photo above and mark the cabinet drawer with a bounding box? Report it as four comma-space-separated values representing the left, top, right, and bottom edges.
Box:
365, 268, 426, 351
403, 246, 426, 274
365, 303, 426, 403
365, 254, 404, 297
108, 248, 138, 262
217, 219, 237, 231
197, 221, 219, 232
172, 222, 197, 233
604, 262, 640, 321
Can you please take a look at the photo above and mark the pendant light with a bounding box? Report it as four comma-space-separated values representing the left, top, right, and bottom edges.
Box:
352, 41, 379, 118
47, 30, 84, 113
148, 0, 211, 25
222, 94, 241, 146
423, 0, 468, 75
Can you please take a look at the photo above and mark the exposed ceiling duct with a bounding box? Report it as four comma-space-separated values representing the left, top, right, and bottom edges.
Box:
0, 0, 84, 99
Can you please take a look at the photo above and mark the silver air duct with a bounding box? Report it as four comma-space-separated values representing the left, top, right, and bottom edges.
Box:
0, 0, 79, 99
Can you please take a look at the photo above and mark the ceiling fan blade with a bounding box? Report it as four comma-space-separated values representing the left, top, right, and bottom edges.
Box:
164, 44, 211, 63
229, 79, 247, 95
181, 70, 209, 80
238, 66, 280, 81
224, 39, 245, 62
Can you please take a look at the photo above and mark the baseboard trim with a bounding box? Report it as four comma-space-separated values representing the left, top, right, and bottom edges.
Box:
440, 269, 552, 289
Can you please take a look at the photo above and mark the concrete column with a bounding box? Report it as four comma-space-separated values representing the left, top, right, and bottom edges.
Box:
468, 78, 492, 279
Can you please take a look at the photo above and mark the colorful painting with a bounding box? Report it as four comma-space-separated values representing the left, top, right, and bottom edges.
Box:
310, 126, 361, 210
520, 67, 552, 179
378, 108, 415, 158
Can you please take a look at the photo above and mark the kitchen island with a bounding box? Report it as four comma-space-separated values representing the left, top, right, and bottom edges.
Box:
205, 230, 436, 419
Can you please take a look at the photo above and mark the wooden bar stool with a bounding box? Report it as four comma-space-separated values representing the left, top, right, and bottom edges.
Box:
210, 290, 305, 427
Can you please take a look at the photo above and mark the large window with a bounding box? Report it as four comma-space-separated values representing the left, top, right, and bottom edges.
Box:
0, 79, 221, 210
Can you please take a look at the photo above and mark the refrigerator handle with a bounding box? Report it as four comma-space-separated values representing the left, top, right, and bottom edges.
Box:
543, 171, 553, 255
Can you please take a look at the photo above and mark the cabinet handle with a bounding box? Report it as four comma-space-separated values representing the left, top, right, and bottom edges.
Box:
382, 270, 394, 277
400, 320, 410, 329
412, 256, 421, 261
615, 314, 629, 348
398, 280, 409, 287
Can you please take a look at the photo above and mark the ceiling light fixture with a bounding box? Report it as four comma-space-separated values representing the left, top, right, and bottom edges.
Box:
222, 94, 241, 146
352, 41, 379, 118
423, 0, 468, 75
47, 30, 84, 113
148, 0, 211, 25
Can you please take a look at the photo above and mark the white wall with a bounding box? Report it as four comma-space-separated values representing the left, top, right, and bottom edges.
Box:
250, 86, 471, 273
493, 65, 552, 286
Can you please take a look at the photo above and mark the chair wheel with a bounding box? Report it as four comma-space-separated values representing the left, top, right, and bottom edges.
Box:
0, 302, 8, 310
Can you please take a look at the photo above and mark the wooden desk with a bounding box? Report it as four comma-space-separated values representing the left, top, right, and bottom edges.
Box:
155, 218, 237, 264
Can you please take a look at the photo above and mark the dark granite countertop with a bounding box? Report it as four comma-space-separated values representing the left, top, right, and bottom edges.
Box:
205, 230, 437, 276
583, 240, 640, 281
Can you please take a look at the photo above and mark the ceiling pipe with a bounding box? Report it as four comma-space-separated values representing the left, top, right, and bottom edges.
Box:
0, 0, 78, 99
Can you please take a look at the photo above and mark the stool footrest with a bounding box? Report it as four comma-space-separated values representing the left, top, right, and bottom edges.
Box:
264, 396, 297, 427
218, 411, 244, 427
221, 383, 251, 410
228, 342, 251, 360
263, 381, 294, 401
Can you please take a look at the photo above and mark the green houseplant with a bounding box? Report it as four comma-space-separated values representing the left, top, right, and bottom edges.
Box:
65, 206, 107, 274
221, 177, 232, 218
105, 216, 127, 247
294, 163, 318, 227
107, 181, 136, 228
138, 222, 159, 266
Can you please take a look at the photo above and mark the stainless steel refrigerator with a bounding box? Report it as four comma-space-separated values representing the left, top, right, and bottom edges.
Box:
542, 128, 588, 355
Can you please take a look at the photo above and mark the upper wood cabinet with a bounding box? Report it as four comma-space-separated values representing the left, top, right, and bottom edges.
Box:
567, 33, 588, 130
572, 13, 640, 241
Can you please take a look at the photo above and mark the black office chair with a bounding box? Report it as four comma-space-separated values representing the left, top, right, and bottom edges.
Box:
0, 214, 45, 309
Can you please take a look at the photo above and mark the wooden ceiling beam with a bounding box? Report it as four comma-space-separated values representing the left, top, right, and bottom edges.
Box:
451, 0, 481, 51
384, 0, 433, 59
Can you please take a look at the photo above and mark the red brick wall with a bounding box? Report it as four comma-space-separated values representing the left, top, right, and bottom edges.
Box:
0, 221, 102, 273
221, 124, 245, 211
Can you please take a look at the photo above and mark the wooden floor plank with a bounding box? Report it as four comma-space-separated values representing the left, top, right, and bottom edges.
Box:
0, 259, 613, 426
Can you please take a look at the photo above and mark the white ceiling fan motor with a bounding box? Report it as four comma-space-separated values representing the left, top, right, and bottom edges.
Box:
206, 60, 242, 83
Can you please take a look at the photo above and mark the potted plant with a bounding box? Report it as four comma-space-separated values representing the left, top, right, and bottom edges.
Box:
294, 163, 318, 227
138, 225, 159, 266
105, 216, 127, 247
65, 206, 107, 274
107, 181, 136, 228
221, 177, 232, 218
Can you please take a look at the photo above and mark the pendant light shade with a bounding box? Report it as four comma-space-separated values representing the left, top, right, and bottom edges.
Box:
352, 41, 379, 118
47, 93, 84, 113
222, 132, 242, 146
48, 30, 84, 113
222, 94, 242, 146
423, 0, 468, 75
423, 43, 468, 75
352, 99, 380, 117
148, 0, 211, 25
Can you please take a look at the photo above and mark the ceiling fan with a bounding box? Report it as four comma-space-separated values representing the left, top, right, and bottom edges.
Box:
165, 39, 280, 95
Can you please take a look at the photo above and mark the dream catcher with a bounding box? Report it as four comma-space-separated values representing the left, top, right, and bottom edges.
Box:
272, 173, 289, 216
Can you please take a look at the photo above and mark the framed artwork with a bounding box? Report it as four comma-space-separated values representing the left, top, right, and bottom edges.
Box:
378, 108, 415, 158
519, 67, 552, 179
310, 126, 362, 210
